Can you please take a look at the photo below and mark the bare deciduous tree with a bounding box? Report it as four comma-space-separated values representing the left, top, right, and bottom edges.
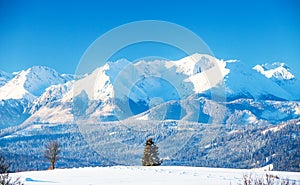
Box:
240, 173, 296, 185
44, 141, 60, 170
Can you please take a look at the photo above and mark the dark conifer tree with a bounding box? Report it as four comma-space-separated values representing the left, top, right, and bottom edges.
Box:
142, 138, 162, 166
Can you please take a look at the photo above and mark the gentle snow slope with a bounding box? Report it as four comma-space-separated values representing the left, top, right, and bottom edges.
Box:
11, 166, 300, 185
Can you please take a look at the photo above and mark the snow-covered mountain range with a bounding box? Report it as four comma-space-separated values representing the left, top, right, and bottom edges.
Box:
1, 54, 300, 172
0, 54, 299, 129
0, 66, 72, 128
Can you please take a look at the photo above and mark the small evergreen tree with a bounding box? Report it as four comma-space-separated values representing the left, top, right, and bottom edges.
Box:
142, 138, 162, 166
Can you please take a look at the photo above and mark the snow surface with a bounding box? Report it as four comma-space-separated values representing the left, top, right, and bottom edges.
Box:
0, 66, 67, 101
261, 122, 290, 135
253, 62, 300, 99
10, 166, 300, 185
253, 62, 295, 80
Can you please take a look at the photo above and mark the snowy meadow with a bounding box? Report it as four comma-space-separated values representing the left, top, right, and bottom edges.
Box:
10, 166, 300, 185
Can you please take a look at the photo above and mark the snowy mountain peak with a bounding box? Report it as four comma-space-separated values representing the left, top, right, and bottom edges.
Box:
174, 53, 224, 76
253, 62, 300, 100
1, 55, 300, 127
0, 66, 68, 101
253, 62, 295, 81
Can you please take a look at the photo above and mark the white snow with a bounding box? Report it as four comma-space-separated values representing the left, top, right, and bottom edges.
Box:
24, 53, 299, 124
253, 63, 300, 100
223, 61, 293, 100
73, 59, 130, 101
27, 106, 73, 124
0, 69, 34, 100
253, 63, 295, 80
135, 114, 149, 120
0, 66, 67, 101
261, 123, 288, 135
1, 54, 300, 125
174, 54, 230, 93
10, 166, 300, 185
295, 104, 300, 114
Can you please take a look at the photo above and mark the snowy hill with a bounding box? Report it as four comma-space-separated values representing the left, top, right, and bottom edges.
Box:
9, 166, 300, 185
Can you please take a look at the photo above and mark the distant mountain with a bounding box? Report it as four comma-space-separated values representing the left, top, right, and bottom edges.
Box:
253, 62, 300, 99
70, 54, 299, 123
222, 61, 294, 101
0, 66, 68, 101
0, 54, 300, 129
1, 54, 300, 172
253, 62, 295, 81
0, 66, 70, 128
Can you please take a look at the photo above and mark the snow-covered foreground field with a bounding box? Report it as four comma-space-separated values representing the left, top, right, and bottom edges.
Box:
10, 166, 300, 185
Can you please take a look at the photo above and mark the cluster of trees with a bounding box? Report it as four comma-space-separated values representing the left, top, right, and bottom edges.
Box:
0, 155, 23, 185
0, 140, 60, 184
1, 137, 160, 181
3, 120, 299, 173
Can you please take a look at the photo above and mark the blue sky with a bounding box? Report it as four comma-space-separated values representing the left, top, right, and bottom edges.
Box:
0, 0, 299, 75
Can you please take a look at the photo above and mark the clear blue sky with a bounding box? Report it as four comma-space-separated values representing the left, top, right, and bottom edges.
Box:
0, 0, 299, 75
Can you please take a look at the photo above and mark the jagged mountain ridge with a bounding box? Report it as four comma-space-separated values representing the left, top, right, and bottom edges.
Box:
253, 62, 300, 99
253, 62, 295, 81
0, 66, 69, 100
0, 54, 299, 129
0, 66, 71, 128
